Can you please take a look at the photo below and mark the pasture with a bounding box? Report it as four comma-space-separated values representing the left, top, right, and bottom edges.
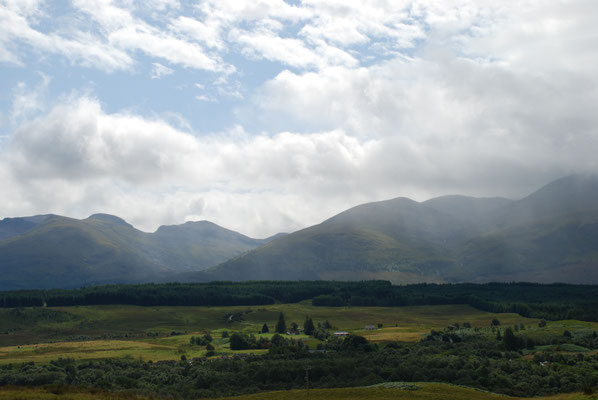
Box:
0, 302, 539, 364
2, 383, 595, 400
215, 383, 598, 400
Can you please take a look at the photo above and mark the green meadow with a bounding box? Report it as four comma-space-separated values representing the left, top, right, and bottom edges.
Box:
1, 383, 597, 400
0, 302, 539, 364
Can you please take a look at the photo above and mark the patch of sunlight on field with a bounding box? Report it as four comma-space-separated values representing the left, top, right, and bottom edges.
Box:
0, 386, 148, 399
0, 339, 188, 364
361, 327, 426, 342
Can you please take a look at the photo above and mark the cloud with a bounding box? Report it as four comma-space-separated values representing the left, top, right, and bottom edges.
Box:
72, 0, 231, 73
2, 0, 598, 238
151, 62, 174, 79
10, 73, 49, 124
0, 3, 134, 71
0, 0, 230, 73
1, 96, 376, 236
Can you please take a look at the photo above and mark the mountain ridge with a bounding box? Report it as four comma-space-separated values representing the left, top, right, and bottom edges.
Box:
3, 174, 598, 289
200, 174, 598, 284
0, 214, 276, 290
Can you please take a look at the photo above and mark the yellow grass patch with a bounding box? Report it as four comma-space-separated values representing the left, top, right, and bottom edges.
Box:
360, 326, 425, 342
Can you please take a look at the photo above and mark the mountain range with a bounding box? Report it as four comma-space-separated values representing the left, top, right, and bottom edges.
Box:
198, 174, 598, 284
0, 214, 276, 290
2, 174, 598, 290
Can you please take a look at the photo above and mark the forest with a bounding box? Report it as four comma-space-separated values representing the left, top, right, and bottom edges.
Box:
2, 281, 598, 321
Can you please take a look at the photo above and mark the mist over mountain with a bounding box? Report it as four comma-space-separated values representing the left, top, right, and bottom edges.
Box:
2, 174, 598, 289
200, 174, 598, 284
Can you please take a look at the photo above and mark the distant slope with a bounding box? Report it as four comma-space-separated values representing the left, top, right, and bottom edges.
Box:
4, 174, 598, 288
0, 214, 54, 240
151, 221, 270, 270
204, 174, 598, 284
453, 174, 598, 283
204, 197, 478, 282
423, 195, 513, 232
0, 215, 271, 290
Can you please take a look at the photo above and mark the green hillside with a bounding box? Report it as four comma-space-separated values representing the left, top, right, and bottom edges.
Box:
5, 383, 596, 400
205, 174, 598, 283
0, 215, 270, 290
3, 174, 598, 288
207, 197, 470, 282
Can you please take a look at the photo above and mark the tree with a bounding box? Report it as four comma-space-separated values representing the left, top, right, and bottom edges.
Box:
496, 329, 502, 341
303, 317, 315, 335
206, 343, 215, 351
262, 323, 269, 333
229, 333, 249, 350
538, 319, 547, 328
491, 318, 501, 326
503, 327, 522, 351
276, 312, 287, 334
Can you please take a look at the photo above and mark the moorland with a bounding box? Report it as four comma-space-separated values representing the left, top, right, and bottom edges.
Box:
1, 281, 598, 399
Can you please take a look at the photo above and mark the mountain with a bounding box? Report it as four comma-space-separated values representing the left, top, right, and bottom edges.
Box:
0, 214, 54, 240
422, 195, 513, 232
0, 215, 271, 290
202, 196, 503, 282
202, 174, 598, 284
3, 174, 598, 289
453, 174, 598, 283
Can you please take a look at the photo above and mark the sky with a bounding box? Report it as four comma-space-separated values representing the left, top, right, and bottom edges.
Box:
1, 0, 597, 238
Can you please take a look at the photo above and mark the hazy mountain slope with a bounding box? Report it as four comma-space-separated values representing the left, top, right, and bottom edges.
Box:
151, 221, 269, 270
0, 214, 54, 240
3, 174, 598, 288
205, 174, 598, 284
495, 174, 598, 228
0, 215, 271, 290
453, 174, 598, 283
423, 196, 513, 231
454, 211, 598, 284
205, 197, 477, 282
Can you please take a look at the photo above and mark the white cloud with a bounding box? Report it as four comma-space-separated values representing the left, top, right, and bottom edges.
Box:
72, 0, 230, 73
1, 96, 377, 236
151, 62, 174, 79
0, 3, 134, 71
196, 95, 217, 103
169, 16, 225, 50
10, 73, 49, 124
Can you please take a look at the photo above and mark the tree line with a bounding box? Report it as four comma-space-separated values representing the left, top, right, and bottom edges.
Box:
2, 281, 598, 322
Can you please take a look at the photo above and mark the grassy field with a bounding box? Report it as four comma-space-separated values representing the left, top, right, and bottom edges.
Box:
3, 383, 596, 400
214, 383, 598, 400
0, 302, 559, 365
0, 386, 148, 399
